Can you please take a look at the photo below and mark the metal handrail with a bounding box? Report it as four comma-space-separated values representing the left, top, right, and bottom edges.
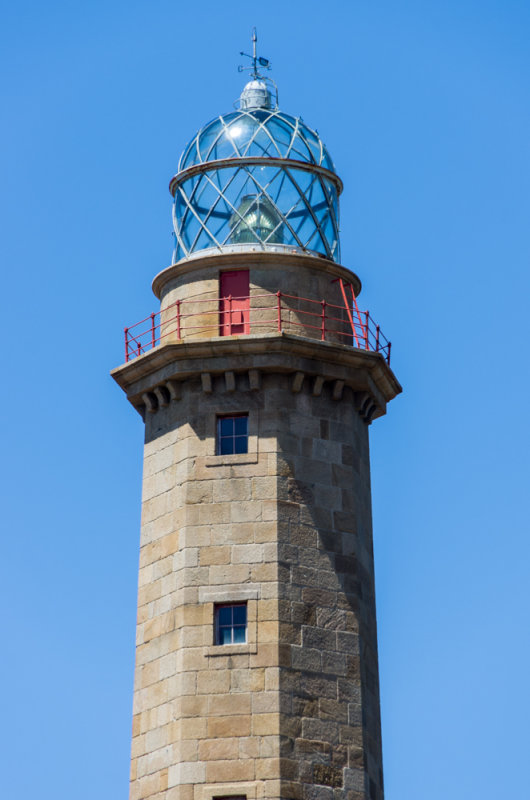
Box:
123, 291, 392, 365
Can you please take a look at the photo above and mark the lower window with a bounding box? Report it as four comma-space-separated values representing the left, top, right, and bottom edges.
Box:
216, 414, 248, 455
215, 603, 247, 645
213, 796, 247, 800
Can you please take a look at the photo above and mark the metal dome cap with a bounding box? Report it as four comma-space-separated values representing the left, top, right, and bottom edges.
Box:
169, 35, 342, 264
239, 78, 273, 110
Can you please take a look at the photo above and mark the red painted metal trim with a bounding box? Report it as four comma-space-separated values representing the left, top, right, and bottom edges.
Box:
338, 278, 360, 347
122, 289, 392, 366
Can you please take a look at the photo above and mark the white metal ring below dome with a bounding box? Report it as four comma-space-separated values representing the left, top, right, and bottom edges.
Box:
169, 157, 343, 197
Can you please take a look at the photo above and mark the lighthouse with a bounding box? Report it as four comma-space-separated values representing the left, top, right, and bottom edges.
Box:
112, 32, 401, 800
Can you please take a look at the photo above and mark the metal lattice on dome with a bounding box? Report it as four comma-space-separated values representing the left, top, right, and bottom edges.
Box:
169, 76, 342, 264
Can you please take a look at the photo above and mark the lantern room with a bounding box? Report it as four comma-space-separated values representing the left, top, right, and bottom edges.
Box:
169, 80, 342, 263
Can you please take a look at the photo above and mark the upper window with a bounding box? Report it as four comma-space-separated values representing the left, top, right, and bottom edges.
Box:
215, 603, 247, 645
216, 414, 248, 455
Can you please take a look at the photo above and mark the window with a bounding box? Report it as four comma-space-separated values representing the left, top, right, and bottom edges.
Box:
216, 414, 248, 455
213, 796, 247, 800
215, 603, 247, 645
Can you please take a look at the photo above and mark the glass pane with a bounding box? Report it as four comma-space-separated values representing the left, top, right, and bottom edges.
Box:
267, 117, 293, 156
220, 417, 233, 436
234, 416, 248, 435
218, 606, 232, 625
199, 118, 231, 161
220, 438, 233, 455
227, 116, 257, 157
232, 605, 247, 624
234, 436, 248, 454
232, 625, 246, 644
218, 626, 232, 645
193, 228, 215, 252
251, 128, 279, 157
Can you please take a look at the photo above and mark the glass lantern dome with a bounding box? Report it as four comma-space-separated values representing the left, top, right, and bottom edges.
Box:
169, 79, 342, 263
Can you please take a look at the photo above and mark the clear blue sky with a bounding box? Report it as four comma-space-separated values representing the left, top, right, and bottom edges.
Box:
1, 1, 529, 798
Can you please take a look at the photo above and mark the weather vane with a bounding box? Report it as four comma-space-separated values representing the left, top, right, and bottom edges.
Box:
238, 27, 271, 80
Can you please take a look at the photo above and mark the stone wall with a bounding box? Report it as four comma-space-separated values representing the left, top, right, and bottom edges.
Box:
129, 369, 383, 800
271, 382, 383, 800
156, 253, 356, 346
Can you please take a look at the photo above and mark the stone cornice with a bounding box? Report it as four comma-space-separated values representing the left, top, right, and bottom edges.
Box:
111, 332, 402, 422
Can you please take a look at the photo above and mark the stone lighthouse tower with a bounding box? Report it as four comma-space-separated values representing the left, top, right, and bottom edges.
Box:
112, 35, 401, 800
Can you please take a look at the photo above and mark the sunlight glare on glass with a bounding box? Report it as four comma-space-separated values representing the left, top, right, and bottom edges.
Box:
227, 125, 243, 139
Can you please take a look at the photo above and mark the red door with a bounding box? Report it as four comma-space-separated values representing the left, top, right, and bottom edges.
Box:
219, 270, 250, 336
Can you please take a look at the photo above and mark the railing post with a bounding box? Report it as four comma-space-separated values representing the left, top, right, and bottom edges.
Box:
122, 291, 394, 366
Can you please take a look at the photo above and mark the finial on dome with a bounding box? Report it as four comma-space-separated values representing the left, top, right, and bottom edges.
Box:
238, 28, 277, 110
239, 27, 271, 80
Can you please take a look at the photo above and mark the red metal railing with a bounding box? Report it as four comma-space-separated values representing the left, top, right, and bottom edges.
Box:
123, 291, 392, 365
